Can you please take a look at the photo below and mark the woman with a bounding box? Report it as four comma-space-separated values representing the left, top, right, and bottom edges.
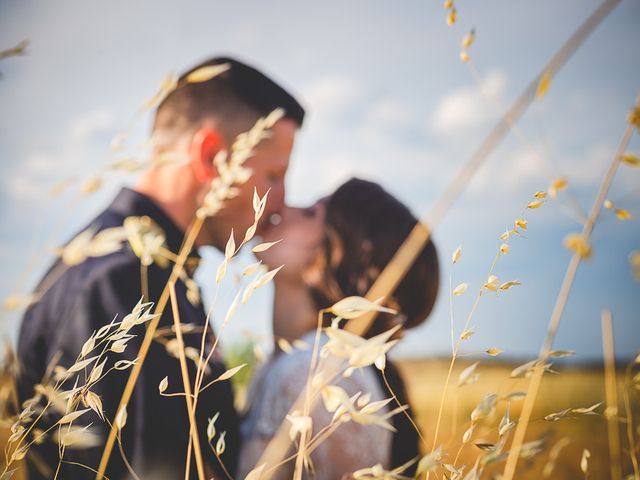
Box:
239, 178, 439, 478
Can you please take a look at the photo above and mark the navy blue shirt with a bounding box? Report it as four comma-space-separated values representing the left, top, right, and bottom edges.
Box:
17, 188, 239, 479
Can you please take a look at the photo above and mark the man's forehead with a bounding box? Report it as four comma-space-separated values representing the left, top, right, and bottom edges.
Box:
249, 120, 296, 164
268, 118, 298, 144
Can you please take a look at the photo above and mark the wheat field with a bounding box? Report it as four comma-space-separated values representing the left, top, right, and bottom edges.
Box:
1, 1, 639, 479
399, 358, 638, 479
3, 359, 638, 479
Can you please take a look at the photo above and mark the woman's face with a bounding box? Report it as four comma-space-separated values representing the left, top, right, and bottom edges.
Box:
256, 201, 327, 280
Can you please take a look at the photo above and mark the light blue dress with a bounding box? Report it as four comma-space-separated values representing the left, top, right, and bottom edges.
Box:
238, 331, 392, 479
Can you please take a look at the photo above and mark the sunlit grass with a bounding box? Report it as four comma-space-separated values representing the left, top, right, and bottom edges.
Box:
1, 1, 639, 478
399, 358, 638, 479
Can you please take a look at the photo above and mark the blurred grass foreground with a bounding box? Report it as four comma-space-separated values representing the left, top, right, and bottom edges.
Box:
3, 356, 638, 479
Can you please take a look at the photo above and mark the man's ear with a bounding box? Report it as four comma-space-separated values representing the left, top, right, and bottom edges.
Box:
189, 128, 225, 183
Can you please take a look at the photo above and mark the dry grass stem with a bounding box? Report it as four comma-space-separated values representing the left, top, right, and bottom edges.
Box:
168, 283, 206, 480
601, 310, 622, 480
501, 93, 639, 480
256, 1, 623, 471
623, 361, 640, 478
98, 107, 282, 478
96, 215, 205, 479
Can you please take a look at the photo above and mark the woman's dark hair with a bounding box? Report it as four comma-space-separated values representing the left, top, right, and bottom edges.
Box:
307, 177, 439, 337
304, 177, 439, 473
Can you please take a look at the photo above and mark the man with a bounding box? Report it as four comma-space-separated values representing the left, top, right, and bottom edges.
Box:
17, 56, 305, 479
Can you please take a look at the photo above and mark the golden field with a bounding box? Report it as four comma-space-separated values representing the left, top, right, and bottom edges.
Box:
399, 358, 639, 479
3, 358, 637, 479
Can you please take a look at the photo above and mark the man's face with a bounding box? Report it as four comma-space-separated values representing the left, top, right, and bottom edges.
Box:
203, 118, 298, 249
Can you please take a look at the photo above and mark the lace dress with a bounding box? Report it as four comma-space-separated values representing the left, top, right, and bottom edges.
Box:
238, 331, 392, 479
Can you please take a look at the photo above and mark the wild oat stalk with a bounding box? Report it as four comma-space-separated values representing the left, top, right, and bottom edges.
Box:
255, 1, 622, 472
96, 215, 204, 479
347, 0, 622, 339
501, 94, 639, 480
601, 309, 622, 480
292, 310, 327, 480
0, 39, 28, 61
168, 283, 206, 480
464, 58, 588, 225
96, 108, 284, 479
183, 187, 274, 478
623, 359, 640, 479
253, 299, 405, 477
428, 195, 539, 473
1, 299, 155, 478
2, 63, 232, 318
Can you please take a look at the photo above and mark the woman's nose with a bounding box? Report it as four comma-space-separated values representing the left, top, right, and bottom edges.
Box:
281, 206, 301, 219
280, 206, 312, 224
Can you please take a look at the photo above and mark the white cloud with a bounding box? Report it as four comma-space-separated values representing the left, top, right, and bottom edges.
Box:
5, 108, 117, 202
24, 153, 56, 175
367, 99, 414, 130
565, 145, 614, 186
462, 140, 634, 222
301, 74, 361, 118
7, 171, 49, 200
70, 109, 116, 142
468, 146, 546, 194
430, 70, 507, 136
291, 88, 450, 208
286, 150, 359, 205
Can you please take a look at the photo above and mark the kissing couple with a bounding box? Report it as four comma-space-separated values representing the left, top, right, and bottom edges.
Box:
17, 56, 439, 480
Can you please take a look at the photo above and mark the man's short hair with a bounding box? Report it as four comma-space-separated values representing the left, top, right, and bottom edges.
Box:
153, 56, 305, 143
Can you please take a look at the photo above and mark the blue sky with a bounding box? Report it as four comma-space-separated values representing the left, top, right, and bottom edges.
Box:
1, 0, 638, 362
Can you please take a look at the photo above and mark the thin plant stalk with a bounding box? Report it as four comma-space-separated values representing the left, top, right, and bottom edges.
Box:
623, 362, 640, 478
168, 282, 206, 480
429, 250, 500, 456
465, 59, 588, 224
140, 264, 149, 302
185, 288, 221, 477
502, 97, 638, 480
381, 370, 427, 446
449, 273, 455, 356
255, 341, 347, 473
262, 420, 344, 478
293, 310, 328, 479
63, 461, 112, 479
116, 429, 142, 480
30, 262, 68, 305
206, 439, 233, 480
601, 309, 622, 480
347, 0, 622, 338
255, 0, 621, 467
292, 426, 308, 480
423, 247, 504, 480
96, 215, 204, 479
451, 391, 459, 441
53, 423, 68, 480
